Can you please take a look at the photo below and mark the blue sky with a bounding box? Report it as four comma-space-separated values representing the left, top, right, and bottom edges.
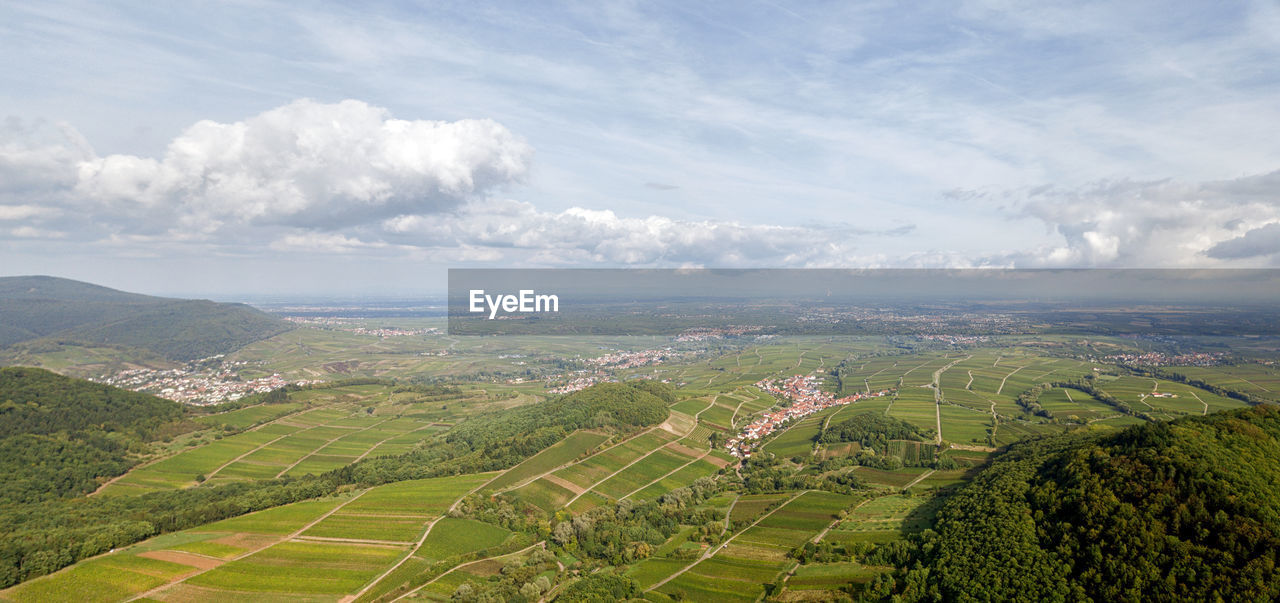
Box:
2, 1, 1279, 296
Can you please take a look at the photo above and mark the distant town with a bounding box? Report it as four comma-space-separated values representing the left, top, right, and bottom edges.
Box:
1104, 351, 1228, 367
283, 316, 439, 337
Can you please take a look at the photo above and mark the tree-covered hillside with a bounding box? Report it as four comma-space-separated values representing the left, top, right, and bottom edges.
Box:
819, 411, 929, 448
0, 367, 186, 504
0, 275, 292, 361
918, 405, 1280, 601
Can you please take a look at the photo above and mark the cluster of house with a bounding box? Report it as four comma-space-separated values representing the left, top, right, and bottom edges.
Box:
674, 325, 765, 342
284, 316, 438, 337
724, 374, 891, 459
585, 348, 681, 369
1104, 351, 1227, 367
917, 334, 990, 345
546, 373, 611, 394
97, 366, 321, 405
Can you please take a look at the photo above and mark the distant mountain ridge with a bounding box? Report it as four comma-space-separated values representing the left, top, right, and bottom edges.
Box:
0, 275, 292, 362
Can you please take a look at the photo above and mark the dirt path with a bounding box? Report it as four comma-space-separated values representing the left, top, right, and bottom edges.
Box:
1234, 375, 1272, 392
728, 397, 748, 429
930, 356, 971, 444
988, 398, 999, 442
902, 469, 936, 490
647, 490, 806, 592
722, 493, 740, 531
1189, 390, 1209, 415
995, 365, 1024, 396
966, 370, 974, 390
811, 498, 869, 544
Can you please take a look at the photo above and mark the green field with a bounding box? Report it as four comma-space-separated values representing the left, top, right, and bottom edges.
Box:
486, 430, 610, 491
416, 518, 514, 561
13, 329, 1276, 602
185, 541, 405, 594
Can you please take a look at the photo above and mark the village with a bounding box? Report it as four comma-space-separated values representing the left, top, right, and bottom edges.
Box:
1104, 351, 1228, 367
283, 316, 439, 337
541, 348, 688, 393
726, 373, 892, 460
95, 360, 321, 405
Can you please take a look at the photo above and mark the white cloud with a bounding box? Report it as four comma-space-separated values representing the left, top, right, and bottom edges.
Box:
1009, 170, 1280, 266
0, 204, 56, 220
74, 99, 532, 232
0, 99, 532, 242
377, 199, 877, 266
5, 98, 1280, 271
1206, 222, 1280, 260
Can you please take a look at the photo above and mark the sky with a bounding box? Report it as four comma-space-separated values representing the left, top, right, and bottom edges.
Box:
1, 0, 1279, 297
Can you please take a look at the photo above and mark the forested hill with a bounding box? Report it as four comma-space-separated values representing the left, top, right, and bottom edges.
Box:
919, 405, 1280, 601
0, 367, 186, 504
0, 275, 292, 361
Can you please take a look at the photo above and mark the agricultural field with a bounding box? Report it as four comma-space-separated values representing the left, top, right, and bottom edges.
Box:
485, 430, 610, 491
1097, 375, 1246, 419
762, 406, 844, 459
12, 327, 1276, 602
1169, 364, 1280, 401
829, 493, 939, 542
97, 383, 500, 496
183, 540, 406, 595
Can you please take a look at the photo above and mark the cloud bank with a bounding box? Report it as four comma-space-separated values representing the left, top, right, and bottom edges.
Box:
1013, 171, 1280, 267
3, 99, 1279, 269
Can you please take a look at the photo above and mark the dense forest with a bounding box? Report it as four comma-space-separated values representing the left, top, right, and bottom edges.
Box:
0, 367, 186, 504
910, 405, 1280, 601
0, 275, 291, 361
819, 411, 929, 448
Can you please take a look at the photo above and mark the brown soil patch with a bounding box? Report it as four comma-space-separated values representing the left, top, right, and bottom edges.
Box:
206, 532, 279, 550
663, 442, 703, 458
543, 474, 585, 495
138, 550, 223, 570
462, 558, 505, 577
705, 454, 734, 468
